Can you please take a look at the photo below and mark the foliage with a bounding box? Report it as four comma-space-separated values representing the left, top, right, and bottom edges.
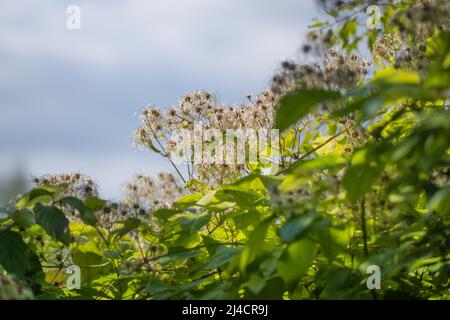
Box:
0, 0, 449, 300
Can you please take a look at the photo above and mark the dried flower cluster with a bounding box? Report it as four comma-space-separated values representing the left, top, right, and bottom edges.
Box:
313, 0, 449, 72
371, 33, 403, 65
394, 0, 449, 37
373, 0, 449, 71
95, 202, 148, 231
272, 49, 370, 94
33, 172, 98, 199
122, 172, 182, 210
133, 90, 280, 187
268, 170, 346, 219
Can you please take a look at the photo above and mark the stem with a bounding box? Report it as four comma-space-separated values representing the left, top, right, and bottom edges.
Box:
150, 128, 187, 184
96, 226, 123, 296
276, 130, 344, 175
361, 198, 378, 300
361, 198, 369, 257
149, 242, 243, 263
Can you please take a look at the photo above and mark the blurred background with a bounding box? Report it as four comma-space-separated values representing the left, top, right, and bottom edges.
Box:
0, 0, 321, 201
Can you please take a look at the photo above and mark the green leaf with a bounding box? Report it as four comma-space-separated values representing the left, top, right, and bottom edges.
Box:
72, 249, 108, 284
428, 186, 450, 217
202, 246, 242, 270
259, 253, 281, 277
0, 230, 33, 277
112, 217, 141, 239
145, 278, 173, 294
197, 191, 217, 206
319, 223, 354, 262
17, 194, 53, 209
34, 204, 71, 245
247, 273, 266, 295
275, 89, 341, 131
279, 212, 318, 243
232, 209, 261, 233
157, 250, 202, 265
62, 197, 98, 226
152, 208, 181, 220
325, 268, 362, 299
239, 215, 275, 272
334, 68, 436, 118
221, 188, 260, 207
178, 213, 211, 234
425, 31, 450, 89
277, 238, 318, 285
339, 19, 357, 49
16, 185, 62, 208
84, 196, 106, 211
29, 187, 55, 199
12, 208, 36, 228
343, 164, 380, 203
174, 193, 203, 210
202, 235, 221, 256
371, 67, 420, 85
255, 276, 285, 299
62, 197, 85, 212
288, 153, 345, 174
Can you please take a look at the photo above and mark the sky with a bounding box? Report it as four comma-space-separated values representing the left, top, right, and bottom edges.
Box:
0, 0, 322, 199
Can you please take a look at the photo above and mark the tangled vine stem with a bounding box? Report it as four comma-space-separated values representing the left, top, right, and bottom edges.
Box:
276, 130, 344, 176
361, 197, 369, 257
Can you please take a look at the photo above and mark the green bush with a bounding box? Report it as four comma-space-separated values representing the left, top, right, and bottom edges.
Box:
0, 0, 449, 300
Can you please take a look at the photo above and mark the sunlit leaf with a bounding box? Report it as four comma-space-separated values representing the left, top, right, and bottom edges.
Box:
34, 204, 71, 245
276, 89, 341, 131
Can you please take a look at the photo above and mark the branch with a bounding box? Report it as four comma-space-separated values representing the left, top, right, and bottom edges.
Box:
276, 130, 344, 176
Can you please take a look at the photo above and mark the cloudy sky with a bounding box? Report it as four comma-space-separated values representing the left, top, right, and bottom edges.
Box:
0, 0, 322, 198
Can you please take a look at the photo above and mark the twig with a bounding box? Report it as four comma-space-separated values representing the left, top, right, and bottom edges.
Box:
276, 130, 344, 175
